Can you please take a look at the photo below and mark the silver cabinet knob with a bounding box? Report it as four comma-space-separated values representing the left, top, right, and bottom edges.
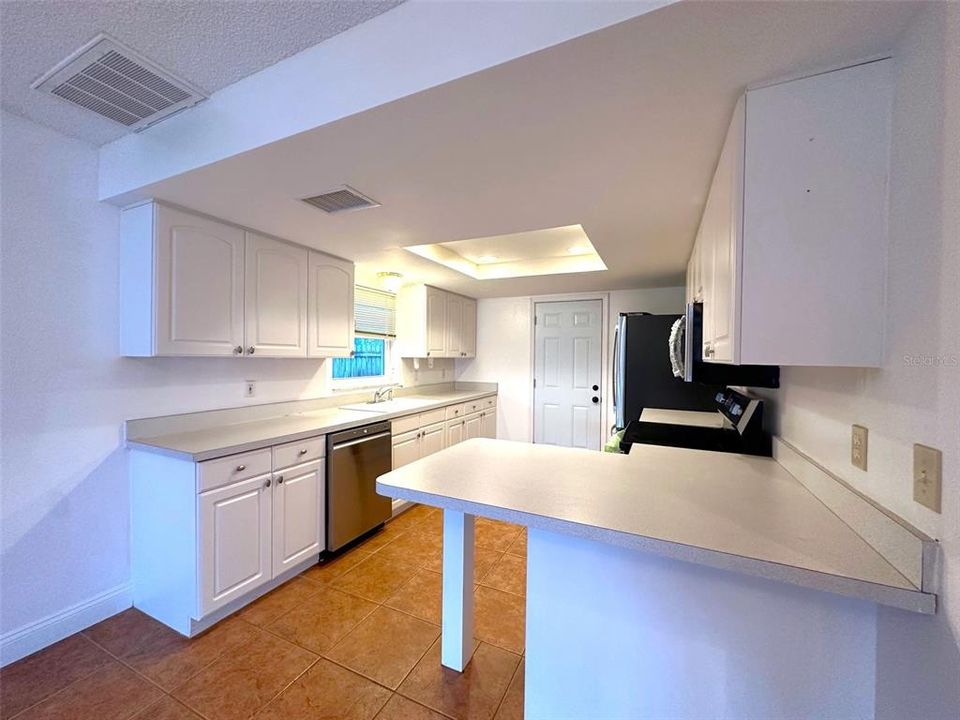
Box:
299, 448, 308, 455
265, 478, 271, 487
236, 464, 246, 472
233, 345, 243, 355
247, 346, 256, 355
276, 476, 284, 484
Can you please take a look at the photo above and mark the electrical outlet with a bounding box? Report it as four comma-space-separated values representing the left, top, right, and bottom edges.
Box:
913, 444, 942, 513
851, 425, 868, 471
245, 380, 256, 398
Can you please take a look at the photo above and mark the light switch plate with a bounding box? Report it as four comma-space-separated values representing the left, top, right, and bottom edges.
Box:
245, 380, 256, 398
913, 444, 942, 513
851, 425, 868, 471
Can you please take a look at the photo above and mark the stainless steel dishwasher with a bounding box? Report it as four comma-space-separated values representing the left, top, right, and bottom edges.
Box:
326, 421, 393, 551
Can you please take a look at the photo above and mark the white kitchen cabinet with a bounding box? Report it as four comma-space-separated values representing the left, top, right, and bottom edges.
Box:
199, 473, 273, 615
132, 432, 328, 636
392, 421, 447, 470
464, 413, 483, 441
481, 408, 497, 439
445, 295, 463, 357
121, 202, 245, 356
307, 252, 355, 357
244, 233, 309, 357
461, 298, 477, 358
272, 459, 324, 574
421, 422, 445, 455
686, 59, 892, 367
392, 430, 422, 470
121, 201, 355, 359
396, 284, 478, 358
445, 418, 466, 446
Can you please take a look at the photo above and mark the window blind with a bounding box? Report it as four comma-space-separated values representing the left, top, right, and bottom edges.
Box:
354, 285, 396, 337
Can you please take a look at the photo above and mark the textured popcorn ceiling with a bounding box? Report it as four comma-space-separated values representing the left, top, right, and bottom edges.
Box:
0, 0, 403, 145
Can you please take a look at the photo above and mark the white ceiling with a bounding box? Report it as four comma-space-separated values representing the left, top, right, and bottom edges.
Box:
0, 0, 403, 145
82, 0, 920, 297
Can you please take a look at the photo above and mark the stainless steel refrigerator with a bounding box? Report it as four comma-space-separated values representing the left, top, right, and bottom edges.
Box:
613, 312, 719, 430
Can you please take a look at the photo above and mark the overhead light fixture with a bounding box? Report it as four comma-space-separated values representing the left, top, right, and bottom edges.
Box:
478, 255, 499, 264
377, 271, 404, 293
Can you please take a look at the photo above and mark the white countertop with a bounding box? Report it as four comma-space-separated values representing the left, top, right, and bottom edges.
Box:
127, 389, 497, 461
639, 408, 726, 428
376, 438, 935, 613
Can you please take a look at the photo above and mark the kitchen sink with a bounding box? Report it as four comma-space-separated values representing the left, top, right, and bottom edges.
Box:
339, 397, 432, 413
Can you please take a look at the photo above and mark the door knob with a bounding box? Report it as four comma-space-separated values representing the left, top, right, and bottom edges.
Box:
233, 345, 243, 355
276, 476, 284, 484
265, 478, 272, 487
592, 384, 599, 391
591, 396, 600, 404
247, 346, 256, 355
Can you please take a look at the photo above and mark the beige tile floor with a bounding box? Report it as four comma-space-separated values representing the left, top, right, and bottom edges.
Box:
0, 505, 527, 720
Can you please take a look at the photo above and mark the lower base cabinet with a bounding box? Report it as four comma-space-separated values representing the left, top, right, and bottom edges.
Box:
132, 440, 325, 636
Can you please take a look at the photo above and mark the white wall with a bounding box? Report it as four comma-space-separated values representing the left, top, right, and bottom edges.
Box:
762, 4, 960, 716
456, 287, 685, 443
0, 110, 446, 660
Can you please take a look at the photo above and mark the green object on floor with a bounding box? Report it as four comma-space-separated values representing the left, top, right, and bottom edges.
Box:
604, 430, 625, 453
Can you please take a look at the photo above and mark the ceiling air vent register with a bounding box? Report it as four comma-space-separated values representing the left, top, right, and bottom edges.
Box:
32, 33, 207, 131
301, 186, 381, 214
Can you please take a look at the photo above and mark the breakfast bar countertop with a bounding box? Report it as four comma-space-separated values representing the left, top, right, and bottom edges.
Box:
376, 438, 936, 614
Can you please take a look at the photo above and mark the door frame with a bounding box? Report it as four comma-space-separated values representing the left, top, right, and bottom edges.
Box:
529, 293, 610, 450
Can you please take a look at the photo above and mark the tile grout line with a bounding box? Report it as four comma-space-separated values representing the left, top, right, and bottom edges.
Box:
490, 654, 524, 720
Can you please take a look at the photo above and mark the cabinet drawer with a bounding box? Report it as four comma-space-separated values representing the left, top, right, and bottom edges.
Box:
463, 399, 483, 415
392, 413, 421, 435
419, 408, 446, 427
198, 449, 272, 493
273, 435, 325, 470
483, 395, 497, 409
445, 403, 466, 420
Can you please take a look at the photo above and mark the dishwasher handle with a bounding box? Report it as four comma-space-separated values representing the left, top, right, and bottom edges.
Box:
331, 431, 391, 450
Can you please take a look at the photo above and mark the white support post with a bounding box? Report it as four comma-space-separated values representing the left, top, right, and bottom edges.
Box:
441, 509, 475, 671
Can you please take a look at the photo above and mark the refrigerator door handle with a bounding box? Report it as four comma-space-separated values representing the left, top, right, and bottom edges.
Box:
613, 319, 623, 429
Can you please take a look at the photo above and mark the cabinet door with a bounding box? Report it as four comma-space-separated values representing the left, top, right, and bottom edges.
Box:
273, 460, 324, 574
464, 413, 482, 441
445, 419, 465, 447
392, 430, 421, 470
445, 295, 462, 358
426, 288, 446, 357
155, 206, 245, 356
461, 298, 477, 358
244, 233, 309, 357
200, 474, 272, 615
705, 97, 743, 364
481, 410, 497, 439
420, 423, 445, 457
308, 252, 354, 357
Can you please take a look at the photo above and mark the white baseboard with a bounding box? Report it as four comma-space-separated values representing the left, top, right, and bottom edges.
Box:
0, 583, 132, 667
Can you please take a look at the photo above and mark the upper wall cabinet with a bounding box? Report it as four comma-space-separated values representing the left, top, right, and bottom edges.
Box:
244, 233, 308, 357
687, 59, 892, 367
307, 252, 354, 358
121, 201, 354, 358
397, 284, 477, 358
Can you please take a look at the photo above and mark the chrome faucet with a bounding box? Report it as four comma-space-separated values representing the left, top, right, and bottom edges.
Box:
372, 384, 399, 403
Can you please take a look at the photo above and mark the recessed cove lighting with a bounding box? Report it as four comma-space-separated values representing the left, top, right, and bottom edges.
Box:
404, 224, 606, 280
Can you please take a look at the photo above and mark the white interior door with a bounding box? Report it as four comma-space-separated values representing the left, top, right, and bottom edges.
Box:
534, 300, 603, 450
